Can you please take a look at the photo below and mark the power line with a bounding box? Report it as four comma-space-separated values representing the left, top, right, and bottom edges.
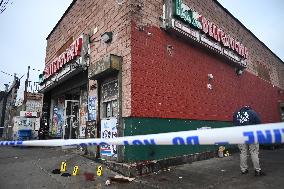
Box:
0, 0, 12, 15
30, 67, 41, 72
0, 69, 14, 77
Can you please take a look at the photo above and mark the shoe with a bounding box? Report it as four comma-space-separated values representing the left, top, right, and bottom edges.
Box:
241, 169, 248, 174
255, 170, 266, 176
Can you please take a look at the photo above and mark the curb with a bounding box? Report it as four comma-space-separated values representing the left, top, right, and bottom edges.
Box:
83, 150, 222, 177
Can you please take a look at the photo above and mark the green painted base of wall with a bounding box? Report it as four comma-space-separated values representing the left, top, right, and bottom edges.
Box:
123, 117, 234, 162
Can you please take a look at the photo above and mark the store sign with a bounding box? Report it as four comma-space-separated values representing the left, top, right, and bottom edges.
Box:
174, 0, 202, 29
20, 111, 38, 117
44, 36, 83, 79
173, 0, 248, 60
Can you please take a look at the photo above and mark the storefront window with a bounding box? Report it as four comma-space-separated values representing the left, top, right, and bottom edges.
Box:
112, 100, 118, 117
101, 80, 118, 118
105, 100, 118, 118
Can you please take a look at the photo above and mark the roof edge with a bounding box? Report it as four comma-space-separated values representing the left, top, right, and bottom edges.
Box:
214, 0, 284, 64
46, 0, 77, 40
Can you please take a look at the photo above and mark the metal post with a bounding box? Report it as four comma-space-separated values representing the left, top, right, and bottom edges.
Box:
23, 66, 30, 111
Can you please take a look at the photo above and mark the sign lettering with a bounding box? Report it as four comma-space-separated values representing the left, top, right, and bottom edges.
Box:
44, 36, 83, 79
174, 0, 248, 59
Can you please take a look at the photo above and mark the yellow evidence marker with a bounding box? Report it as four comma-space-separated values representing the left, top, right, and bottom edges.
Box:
97, 165, 103, 176
60, 162, 67, 172
72, 166, 79, 176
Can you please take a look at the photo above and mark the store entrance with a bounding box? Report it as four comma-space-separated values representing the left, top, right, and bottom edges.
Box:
99, 78, 118, 158
64, 100, 79, 139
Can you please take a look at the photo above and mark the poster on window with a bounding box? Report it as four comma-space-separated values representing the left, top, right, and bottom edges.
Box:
88, 96, 97, 121
100, 118, 117, 157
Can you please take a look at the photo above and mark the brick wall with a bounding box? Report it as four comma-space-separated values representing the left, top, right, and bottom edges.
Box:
130, 0, 284, 122
131, 0, 284, 89
45, 0, 284, 120
45, 0, 135, 117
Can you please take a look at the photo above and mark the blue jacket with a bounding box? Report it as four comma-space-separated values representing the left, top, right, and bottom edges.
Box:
233, 107, 261, 126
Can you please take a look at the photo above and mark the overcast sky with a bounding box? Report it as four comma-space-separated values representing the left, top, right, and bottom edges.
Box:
0, 0, 283, 98
0, 0, 72, 99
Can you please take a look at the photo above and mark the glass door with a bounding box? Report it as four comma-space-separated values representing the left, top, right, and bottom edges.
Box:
64, 100, 79, 139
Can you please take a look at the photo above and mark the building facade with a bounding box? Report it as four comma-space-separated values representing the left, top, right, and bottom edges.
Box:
40, 0, 284, 162
0, 76, 20, 139
0, 91, 8, 136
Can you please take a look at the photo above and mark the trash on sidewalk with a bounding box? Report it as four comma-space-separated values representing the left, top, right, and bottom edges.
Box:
218, 146, 225, 158
224, 151, 230, 157
52, 169, 61, 174
61, 173, 71, 177
109, 175, 135, 182
105, 180, 111, 186
179, 176, 183, 179
221, 169, 226, 172
83, 172, 95, 181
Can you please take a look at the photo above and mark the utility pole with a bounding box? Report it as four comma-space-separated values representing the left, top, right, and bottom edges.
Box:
22, 66, 30, 111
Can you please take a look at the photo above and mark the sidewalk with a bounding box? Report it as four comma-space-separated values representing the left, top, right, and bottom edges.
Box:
0, 146, 283, 189
135, 148, 284, 189
62, 146, 284, 188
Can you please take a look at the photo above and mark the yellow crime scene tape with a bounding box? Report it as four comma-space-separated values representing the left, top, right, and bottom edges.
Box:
0, 122, 283, 147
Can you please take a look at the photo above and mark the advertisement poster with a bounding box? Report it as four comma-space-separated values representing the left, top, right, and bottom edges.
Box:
88, 96, 97, 121
100, 118, 117, 157
79, 125, 86, 138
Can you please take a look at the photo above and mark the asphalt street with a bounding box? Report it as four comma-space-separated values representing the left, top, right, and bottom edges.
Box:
0, 146, 283, 189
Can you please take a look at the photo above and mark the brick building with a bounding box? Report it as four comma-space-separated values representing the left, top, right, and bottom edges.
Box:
0, 75, 20, 139
39, 0, 284, 162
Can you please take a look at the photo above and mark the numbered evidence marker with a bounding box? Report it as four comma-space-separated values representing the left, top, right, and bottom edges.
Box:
97, 165, 103, 176
60, 162, 67, 172
72, 166, 79, 176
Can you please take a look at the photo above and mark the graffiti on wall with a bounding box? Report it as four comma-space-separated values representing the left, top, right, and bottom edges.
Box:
100, 118, 117, 157
86, 121, 96, 138
51, 96, 64, 137
79, 90, 88, 138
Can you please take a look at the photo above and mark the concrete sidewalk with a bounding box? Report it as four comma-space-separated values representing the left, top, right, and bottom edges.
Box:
0, 147, 283, 189
136, 148, 284, 189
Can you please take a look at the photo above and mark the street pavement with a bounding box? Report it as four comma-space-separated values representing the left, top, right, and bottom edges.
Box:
0, 146, 283, 189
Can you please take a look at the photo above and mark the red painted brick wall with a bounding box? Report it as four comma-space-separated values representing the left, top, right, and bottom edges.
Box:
131, 23, 284, 123
132, 0, 284, 89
